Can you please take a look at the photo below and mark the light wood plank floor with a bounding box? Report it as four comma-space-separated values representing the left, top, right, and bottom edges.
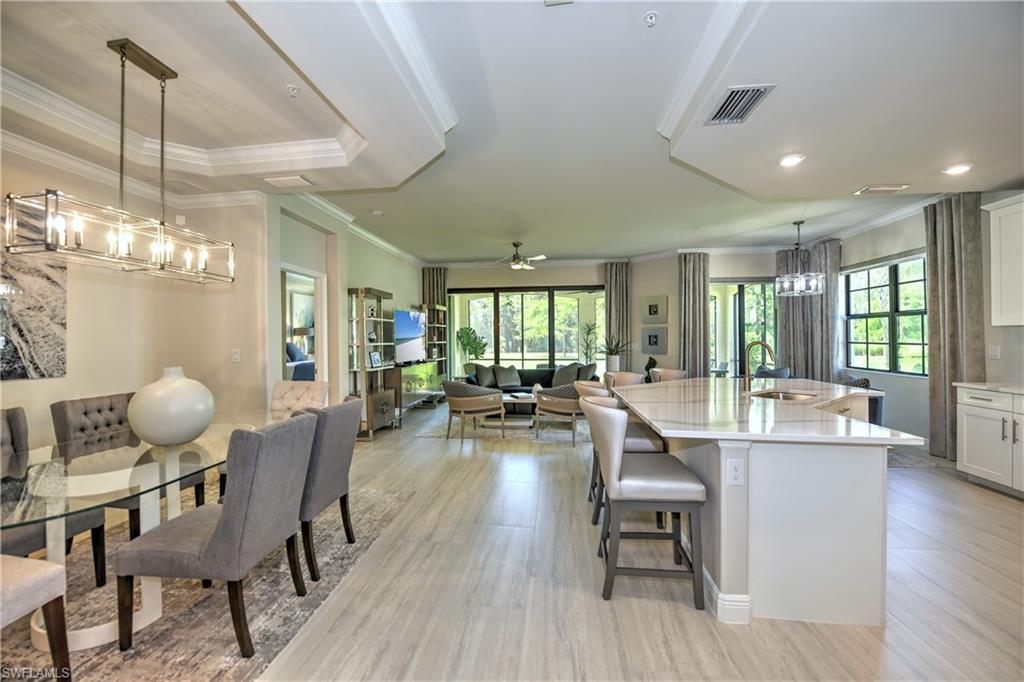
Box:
263, 407, 1024, 681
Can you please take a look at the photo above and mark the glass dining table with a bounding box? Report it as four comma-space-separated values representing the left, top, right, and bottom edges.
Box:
0, 411, 287, 653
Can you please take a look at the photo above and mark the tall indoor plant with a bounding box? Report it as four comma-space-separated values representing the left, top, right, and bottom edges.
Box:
456, 326, 488, 373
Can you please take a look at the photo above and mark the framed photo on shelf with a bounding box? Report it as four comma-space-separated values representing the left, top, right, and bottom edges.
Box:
368, 351, 383, 368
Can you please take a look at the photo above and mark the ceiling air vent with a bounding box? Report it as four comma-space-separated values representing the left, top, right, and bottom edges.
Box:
704, 84, 776, 126
853, 184, 911, 195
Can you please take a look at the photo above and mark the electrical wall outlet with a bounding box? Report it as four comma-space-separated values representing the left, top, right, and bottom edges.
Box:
231, 348, 241, 364
726, 458, 745, 486
987, 345, 1002, 360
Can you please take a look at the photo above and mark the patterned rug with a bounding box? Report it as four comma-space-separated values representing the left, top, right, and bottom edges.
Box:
1, 474, 413, 681
887, 447, 952, 468
416, 415, 591, 443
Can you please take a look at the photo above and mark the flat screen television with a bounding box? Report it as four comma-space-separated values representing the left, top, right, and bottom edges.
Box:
394, 309, 427, 364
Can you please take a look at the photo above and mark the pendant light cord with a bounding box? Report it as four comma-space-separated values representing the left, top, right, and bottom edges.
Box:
160, 77, 166, 231
118, 48, 127, 212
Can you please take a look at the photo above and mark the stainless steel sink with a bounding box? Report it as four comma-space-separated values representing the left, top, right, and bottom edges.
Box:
750, 390, 818, 401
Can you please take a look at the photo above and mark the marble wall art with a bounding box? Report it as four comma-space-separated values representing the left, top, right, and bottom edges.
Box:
1, 253, 67, 380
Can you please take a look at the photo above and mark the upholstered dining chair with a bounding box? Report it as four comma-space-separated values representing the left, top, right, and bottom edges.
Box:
580, 396, 706, 606
603, 371, 645, 389
217, 380, 329, 498
533, 384, 585, 446
442, 381, 505, 442
116, 413, 318, 658
2, 407, 108, 588
574, 380, 611, 398
1, 555, 70, 677
298, 399, 362, 582
650, 368, 687, 382
50, 394, 207, 541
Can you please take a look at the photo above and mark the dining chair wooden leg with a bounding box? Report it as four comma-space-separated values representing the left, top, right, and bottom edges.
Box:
194, 482, 205, 507
301, 520, 321, 581
219, 472, 228, 498
461, 416, 466, 443
226, 580, 255, 658
117, 575, 133, 651
656, 511, 665, 529
202, 579, 212, 588
535, 414, 540, 438
587, 449, 599, 502
340, 494, 356, 543
64, 537, 73, 556
602, 502, 623, 600
446, 414, 453, 439
41, 595, 70, 677
671, 512, 683, 565
689, 507, 705, 610
572, 417, 577, 446
500, 411, 505, 439
128, 508, 141, 540
285, 534, 307, 596
597, 489, 612, 558
591, 474, 605, 525
90, 525, 106, 587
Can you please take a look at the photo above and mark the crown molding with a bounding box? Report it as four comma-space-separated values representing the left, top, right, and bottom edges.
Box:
676, 246, 781, 256
297, 194, 424, 265
981, 192, 1024, 211
2, 131, 265, 209
1, 68, 362, 177
829, 195, 941, 240
372, 2, 458, 134
656, 1, 767, 141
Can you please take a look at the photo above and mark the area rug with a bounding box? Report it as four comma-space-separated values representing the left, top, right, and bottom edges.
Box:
887, 448, 952, 468
1, 473, 413, 681
416, 415, 591, 443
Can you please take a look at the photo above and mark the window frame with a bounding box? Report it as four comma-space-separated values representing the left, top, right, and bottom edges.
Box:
844, 256, 928, 376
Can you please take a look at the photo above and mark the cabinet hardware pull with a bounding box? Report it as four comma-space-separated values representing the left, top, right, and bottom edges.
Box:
1014, 420, 1020, 445
1002, 417, 1008, 441
969, 396, 993, 402
837, 407, 851, 414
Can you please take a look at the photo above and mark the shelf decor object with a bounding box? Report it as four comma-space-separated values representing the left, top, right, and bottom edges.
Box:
2, 38, 234, 284
775, 220, 824, 297
127, 366, 215, 445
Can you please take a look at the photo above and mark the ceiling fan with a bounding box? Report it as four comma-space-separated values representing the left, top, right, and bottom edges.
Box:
501, 241, 546, 270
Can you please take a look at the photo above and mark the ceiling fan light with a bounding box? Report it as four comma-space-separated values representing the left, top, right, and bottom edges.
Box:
510, 262, 523, 270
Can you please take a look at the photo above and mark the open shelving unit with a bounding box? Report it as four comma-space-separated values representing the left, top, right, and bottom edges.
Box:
423, 303, 449, 382
348, 287, 397, 441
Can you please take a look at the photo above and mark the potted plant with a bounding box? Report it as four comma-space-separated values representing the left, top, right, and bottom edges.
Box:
456, 326, 488, 374
600, 334, 631, 372
581, 322, 598, 365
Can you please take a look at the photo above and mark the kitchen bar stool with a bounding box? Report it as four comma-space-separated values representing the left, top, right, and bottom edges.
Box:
580, 396, 706, 606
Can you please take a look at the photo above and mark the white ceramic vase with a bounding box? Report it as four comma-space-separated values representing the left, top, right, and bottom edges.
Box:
128, 367, 215, 446
606, 355, 621, 372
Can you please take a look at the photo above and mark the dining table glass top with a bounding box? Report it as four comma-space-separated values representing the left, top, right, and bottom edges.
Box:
1, 410, 288, 529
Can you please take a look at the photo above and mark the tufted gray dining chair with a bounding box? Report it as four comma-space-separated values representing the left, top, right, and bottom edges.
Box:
2, 407, 108, 587
581, 396, 706, 606
116, 413, 318, 658
298, 399, 362, 581
50, 394, 207, 540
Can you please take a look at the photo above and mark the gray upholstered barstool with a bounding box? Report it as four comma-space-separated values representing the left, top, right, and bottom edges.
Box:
580, 396, 706, 606
1, 555, 70, 677
650, 368, 687, 382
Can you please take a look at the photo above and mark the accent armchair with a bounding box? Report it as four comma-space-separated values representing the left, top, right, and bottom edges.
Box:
116, 413, 318, 657
442, 381, 505, 442
533, 384, 584, 446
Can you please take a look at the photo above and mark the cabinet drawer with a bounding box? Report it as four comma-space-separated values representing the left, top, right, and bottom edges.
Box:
957, 388, 1013, 412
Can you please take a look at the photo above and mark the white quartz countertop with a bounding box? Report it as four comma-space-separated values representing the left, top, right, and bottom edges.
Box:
612, 378, 925, 446
952, 382, 1024, 396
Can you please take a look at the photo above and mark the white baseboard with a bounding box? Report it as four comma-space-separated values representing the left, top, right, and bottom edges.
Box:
704, 568, 751, 624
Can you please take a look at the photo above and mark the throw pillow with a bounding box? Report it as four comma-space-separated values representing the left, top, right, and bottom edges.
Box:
754, 365, 791, 379
552, 363, 581, 387
577, 363, 597, 381
493, 365, 522, 388
471, 363, 496, 387
286, 342, 305, 362
843, 376, 871, 389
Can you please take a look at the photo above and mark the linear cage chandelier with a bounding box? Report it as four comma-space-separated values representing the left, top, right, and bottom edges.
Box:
3, 39, 234, 283
775, 220, 824, 297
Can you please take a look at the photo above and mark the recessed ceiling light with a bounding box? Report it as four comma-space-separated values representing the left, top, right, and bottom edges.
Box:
370, 209, 385, 217
779, 154, 806, 168
941, 163, 973, 175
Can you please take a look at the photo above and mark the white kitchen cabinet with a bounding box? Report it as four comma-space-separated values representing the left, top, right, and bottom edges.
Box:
984, 195, 1024, 327
956, 386, 1023, 493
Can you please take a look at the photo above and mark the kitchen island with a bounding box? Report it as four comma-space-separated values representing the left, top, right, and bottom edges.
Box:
612, 378, 924, 626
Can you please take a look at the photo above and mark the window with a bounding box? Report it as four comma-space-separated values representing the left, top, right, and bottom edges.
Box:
845, 256, 927, 375
708, 295, 719, 363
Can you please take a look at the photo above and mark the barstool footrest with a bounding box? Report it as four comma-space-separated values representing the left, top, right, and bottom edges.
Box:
616, 566, 695, 580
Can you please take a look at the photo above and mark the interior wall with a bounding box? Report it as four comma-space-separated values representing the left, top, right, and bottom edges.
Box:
347, 236, 421, 309
630, 255, 679, 372
708, 252, 776, 279
1, 151, 269, 446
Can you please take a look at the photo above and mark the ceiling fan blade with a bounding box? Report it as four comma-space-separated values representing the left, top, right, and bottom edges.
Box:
527, 254, 547, 261
522, 263, 536, 270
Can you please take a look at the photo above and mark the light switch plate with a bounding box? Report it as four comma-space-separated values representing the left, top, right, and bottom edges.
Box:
987, 345, 1002, 360
726, 458, 745, 486
231, 348, 241, 363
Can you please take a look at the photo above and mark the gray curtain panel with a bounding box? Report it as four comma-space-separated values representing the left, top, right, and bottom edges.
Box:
774, 239, 841, 382
421, 266, 447, 307
678, 253, 710, 378
925, 193, 985, 460
603, 261, 631, 370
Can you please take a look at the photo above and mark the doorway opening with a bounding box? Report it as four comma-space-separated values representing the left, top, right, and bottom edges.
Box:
281, 268, 328, 384
708, 280, 776, 377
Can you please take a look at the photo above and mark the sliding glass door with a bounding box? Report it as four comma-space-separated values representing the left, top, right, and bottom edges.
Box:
708, 281, 776, 377
449, 286, 604, 373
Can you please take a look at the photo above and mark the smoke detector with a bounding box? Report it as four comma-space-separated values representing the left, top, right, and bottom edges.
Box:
644, 10, 658, 28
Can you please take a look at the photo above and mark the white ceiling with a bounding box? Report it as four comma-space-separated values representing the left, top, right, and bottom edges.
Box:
2, 1, 1021, 263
